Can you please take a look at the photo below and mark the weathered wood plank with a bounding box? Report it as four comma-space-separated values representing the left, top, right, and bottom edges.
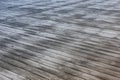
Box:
0, 0, 120, 80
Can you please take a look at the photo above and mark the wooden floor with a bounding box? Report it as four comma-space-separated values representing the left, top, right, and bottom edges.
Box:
0, 0, 120, 80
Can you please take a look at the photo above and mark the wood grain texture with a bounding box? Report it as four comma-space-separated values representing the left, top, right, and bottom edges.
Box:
0, 0, 120, 80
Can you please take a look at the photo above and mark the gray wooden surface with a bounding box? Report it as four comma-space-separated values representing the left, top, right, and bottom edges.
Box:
0, 0, 120, 80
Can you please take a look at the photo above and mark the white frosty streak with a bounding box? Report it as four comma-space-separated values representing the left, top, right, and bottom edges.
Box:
0, 25, 25, 36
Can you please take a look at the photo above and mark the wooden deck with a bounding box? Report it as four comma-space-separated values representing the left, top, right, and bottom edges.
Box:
0, 0, 120, 80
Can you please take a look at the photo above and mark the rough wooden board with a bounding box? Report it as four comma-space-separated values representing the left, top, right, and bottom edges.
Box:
0, 0, 120, 80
